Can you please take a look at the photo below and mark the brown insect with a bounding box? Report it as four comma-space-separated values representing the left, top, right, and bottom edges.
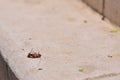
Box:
27, 49, 41, 58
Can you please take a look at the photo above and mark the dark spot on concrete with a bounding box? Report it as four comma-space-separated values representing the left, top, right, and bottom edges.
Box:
84, 20, 88, 23
108, 55, 113, 58
22, 48, 25, 51
38, 68, 43, 70
29, 38, 32, 40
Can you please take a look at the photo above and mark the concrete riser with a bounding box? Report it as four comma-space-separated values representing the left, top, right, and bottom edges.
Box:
83, 0, 120, 26
0, 53, 18, 80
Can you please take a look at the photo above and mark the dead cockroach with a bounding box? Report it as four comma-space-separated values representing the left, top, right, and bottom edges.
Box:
27, 49, 41, 58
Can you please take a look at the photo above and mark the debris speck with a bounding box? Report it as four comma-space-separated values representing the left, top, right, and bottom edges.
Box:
29, 38, 32, 40
38, 68, 43, 70
22, 49, 25, 51
108, 55, 113, 58
79, 68, 85, 72
84, 20, 88, 23
110, 29, 119, 33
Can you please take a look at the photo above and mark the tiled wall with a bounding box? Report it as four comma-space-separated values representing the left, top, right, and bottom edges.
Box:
83, 0, 120, 26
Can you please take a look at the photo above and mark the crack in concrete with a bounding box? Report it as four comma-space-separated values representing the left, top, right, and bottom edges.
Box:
102, 0, 105, 20
83, 72, 120, 80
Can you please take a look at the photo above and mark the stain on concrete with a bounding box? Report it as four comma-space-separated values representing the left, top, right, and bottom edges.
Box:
66, 17, 77, 22
83, 20, 88, 23
64, 51, 72, 55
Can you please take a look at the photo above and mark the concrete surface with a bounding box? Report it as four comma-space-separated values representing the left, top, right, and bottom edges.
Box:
0, 53, 18, 80
104, 0, 120, 26
82, 0, 103, 14
0, 0, 120, 80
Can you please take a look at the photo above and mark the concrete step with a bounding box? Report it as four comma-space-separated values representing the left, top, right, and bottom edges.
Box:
0, 0, 120, 80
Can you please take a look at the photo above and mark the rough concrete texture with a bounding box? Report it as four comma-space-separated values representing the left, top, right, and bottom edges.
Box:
82, 0, 103, 14
0, 0, 120, 80
105, 0, 120, 26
